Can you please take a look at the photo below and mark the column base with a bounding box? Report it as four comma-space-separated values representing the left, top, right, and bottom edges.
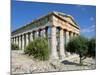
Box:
59, 54, 66, 59
50, 54, 59, 60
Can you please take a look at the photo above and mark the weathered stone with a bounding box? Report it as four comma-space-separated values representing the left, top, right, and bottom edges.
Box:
11, 11, 80, 60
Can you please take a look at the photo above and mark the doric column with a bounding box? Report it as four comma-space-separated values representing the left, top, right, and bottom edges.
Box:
40, 29, 45, 37
26, 33, 29, 47
22, 35, 25, 50
18, 35, 21, 49
30, 32, 33, 42
20, 35, 22, 50
15, 37, 16, 45
66, 31, 70, 44
43, 29, 46, 37
13, 37, 15, 44
59, 28, 65, 59
16, 36, 18, 45
18, 36, 19, 46
35, 30, 39, 38
51, 26, 58, 59
65, 31, 70, 57
24, 34, 26, 48
70, 32, 74, 38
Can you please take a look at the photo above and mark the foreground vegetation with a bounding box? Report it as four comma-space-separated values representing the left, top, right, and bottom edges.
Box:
24, 37, 50, 60
66, 35, 96, 65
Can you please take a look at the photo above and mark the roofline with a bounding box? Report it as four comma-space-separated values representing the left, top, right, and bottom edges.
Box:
12, 12, 53, 33
12, 11, 80, 33
52, 12, 80, 29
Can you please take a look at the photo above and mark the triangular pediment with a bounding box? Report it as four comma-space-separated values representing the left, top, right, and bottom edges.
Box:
65, 17, 76, 25
53, 11, 78, 26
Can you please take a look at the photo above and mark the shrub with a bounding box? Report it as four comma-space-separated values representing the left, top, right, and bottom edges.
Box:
24, 37, 50, 60
11, 43, 19, 50
66, 36, 88, 65
87, 38, 96, 58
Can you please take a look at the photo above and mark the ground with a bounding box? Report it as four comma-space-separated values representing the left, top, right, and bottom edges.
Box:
11, 50, 96, 74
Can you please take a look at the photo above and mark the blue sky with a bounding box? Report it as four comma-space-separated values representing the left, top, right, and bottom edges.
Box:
11, 0, 96, 38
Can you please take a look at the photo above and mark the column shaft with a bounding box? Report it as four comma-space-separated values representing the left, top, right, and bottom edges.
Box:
70, 32, 73, 38
51, 26, 58, 59
19, 36, 21, 49
35, 31, 39, 38
14, 38, 15, 44
16, 37, 18, 45
26, 33, 29, 47
30, 32, 33, 42
22, 35, 25, 50
15, 37, 16, 45
59, 29, 65, 59
66, 31, 70, 44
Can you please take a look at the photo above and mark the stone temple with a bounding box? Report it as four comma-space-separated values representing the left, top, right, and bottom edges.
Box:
11, 11, 80, 59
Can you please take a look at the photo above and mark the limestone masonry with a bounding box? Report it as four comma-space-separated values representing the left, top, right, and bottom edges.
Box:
11, 11, 80, 59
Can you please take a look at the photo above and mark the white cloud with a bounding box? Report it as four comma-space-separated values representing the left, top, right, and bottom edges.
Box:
81, 25, 96, 33
90, 17, 94, 21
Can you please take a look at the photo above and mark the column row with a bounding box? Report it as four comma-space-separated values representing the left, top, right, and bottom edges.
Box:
12, 27, 48, 50
50, 26, 78, 59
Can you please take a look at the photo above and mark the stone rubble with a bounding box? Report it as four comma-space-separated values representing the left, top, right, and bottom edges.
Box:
11, 50, 96, 74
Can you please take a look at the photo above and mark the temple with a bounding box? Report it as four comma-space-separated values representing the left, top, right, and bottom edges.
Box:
11, 11, 80, 59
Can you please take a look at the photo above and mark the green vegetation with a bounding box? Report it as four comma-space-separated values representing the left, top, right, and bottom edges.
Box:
24, 37, 50, 60
87, 38, 96, 58
11, 43, 19, 50
66, 36, 96, 65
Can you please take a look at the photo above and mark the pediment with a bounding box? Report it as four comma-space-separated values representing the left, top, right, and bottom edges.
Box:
66, 17, 76, 25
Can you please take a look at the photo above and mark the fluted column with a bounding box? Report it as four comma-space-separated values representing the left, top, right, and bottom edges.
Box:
51, 26, 58, 59
26, 33, 29, 47
59, 28, 65, 59
43, 29, 46, 37
70, 32, 74, 38
30, 32, 33, 42
20, 35, 22, 50
15, 37, 16, 44
40, 29, 45, 37
65, 31, 70, 56
19, 36, 21, 49
13, 37, 15, 44
66, 31, 70, 44
22, 35, 25, 50
16, 37, 18, 45
18, 36, 19, 46
35, 30, 39, 38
